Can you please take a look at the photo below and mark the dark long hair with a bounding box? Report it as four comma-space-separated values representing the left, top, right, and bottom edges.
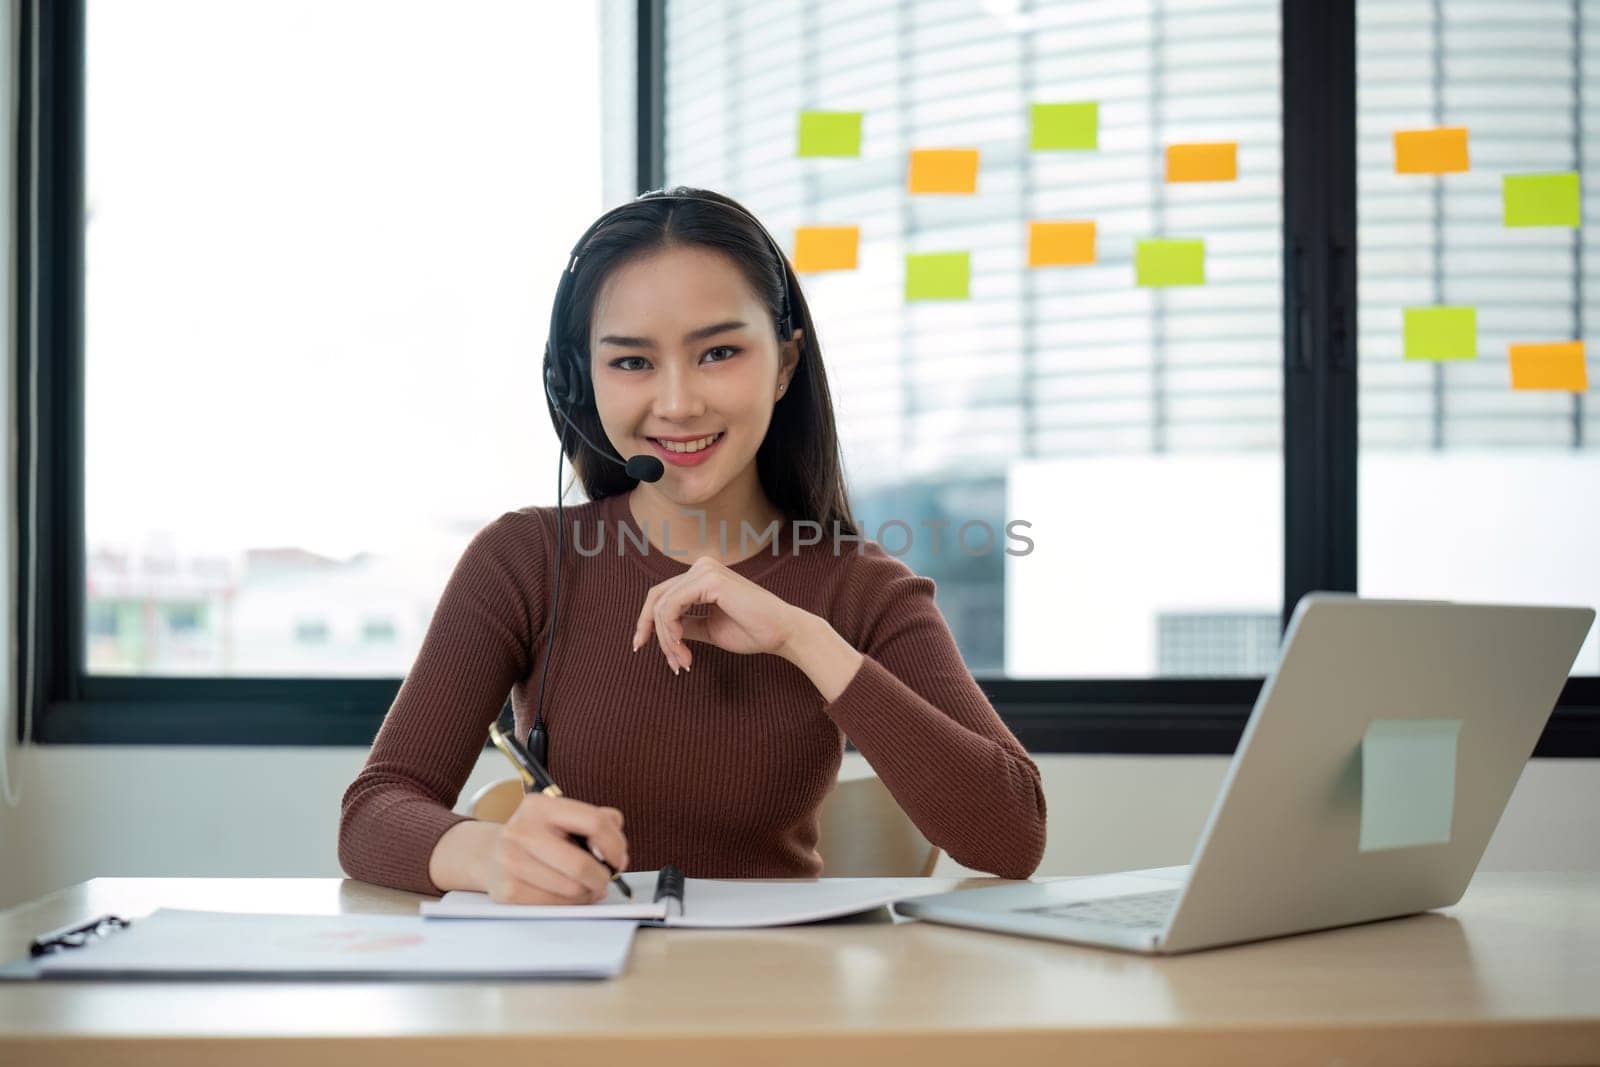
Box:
546, 186, 859, 538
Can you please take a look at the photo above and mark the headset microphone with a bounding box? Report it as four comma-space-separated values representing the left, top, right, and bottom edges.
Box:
626, 454, 665, 482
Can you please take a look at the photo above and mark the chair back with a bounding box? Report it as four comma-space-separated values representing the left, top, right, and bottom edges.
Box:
468, 778, 524, 824
816, 774, 942, 877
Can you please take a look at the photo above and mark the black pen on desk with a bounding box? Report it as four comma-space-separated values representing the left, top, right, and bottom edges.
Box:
487, 721, 633, 900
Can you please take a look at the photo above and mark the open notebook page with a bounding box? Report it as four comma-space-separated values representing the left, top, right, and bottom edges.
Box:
420, 870, 973, 928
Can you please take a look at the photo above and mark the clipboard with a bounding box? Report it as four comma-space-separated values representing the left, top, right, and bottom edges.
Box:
0, 907, 638, 981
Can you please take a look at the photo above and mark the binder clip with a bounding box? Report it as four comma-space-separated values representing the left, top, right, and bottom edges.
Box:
29, 914, 130, 957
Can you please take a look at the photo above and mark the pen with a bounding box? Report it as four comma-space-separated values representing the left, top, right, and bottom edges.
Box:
487, 721, 633, 900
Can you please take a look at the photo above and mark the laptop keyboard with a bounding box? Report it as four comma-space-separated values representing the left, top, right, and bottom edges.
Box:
1015, 888, 1181, 929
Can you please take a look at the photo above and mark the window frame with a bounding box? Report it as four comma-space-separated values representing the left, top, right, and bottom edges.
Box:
17, 0, 1600, 754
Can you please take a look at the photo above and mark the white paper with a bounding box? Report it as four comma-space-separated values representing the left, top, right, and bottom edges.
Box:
421, 871, 973, 928
36, 908, 636, 979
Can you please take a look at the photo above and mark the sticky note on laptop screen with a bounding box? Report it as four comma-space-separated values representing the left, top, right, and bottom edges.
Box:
1359, 718, 1462, 852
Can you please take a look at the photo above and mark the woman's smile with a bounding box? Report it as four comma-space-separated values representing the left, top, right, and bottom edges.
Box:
645, 430, 727, 466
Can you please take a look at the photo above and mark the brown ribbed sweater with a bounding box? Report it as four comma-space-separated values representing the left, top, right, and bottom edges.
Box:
338, 490, 1047, 895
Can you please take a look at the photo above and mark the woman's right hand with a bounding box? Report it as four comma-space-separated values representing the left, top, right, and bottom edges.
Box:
481, 792, 630, 905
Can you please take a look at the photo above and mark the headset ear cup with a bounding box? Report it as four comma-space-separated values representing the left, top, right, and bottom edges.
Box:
544, 344, 586, 410
543, 347, 567, 408
565, 351, 586, 408
543, 345, 559, 395
562, 350, 586, 408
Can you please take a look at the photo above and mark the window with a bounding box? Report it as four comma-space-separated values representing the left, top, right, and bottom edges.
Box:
1357, 0, 1600, 672
80, 0, 608, 677
21, 0, 1594, 751
662, 0, 1283, 677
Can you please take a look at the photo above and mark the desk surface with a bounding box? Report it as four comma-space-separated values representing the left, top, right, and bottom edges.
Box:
1, 873, 1597, 1067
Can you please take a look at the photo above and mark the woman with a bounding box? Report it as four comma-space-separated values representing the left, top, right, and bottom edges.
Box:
339, 187, 1046, 904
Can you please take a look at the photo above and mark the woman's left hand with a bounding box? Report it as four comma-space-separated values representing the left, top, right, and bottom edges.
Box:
631, 556, 808, 673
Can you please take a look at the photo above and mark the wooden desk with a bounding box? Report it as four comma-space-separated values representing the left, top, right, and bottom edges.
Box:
1, 873, 1596, 1066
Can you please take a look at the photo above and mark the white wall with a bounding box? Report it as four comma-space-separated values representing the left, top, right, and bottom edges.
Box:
2, 749, 1596, 911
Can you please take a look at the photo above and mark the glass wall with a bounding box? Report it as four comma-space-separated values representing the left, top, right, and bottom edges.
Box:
1357, 0, 1600, 671
83, 0, 609, 675
663, 0, 1283, 676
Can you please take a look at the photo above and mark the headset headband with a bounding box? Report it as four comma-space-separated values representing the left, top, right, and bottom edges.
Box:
543, 193, 795, 410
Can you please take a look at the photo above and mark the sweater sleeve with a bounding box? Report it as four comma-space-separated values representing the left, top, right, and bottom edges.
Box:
821, 546, 1047, 880
337, 511, 542, 895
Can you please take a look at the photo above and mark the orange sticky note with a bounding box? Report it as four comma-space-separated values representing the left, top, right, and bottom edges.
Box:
1509, 341, 1588, 391
908, 148, 979, 194
792, 226, 859, 273
1166, 142, 1237, 182
1394, 127, 1470, 174
1028, 221, 1096, 266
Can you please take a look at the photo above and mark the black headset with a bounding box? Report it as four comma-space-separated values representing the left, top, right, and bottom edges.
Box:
522, 190, 798, 766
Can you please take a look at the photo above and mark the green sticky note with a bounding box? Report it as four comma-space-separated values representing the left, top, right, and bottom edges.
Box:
797, 111, 862, 157
905, 252, 970, 301
1360, 719, 1461, 852
1135, 239, 1205, 286
1503, 172, 1580, 228
1030, 102, 1098, 150
1403, 306, 1477, 361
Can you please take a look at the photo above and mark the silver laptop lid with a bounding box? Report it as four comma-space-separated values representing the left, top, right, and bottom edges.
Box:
1160, 594, 1593, 953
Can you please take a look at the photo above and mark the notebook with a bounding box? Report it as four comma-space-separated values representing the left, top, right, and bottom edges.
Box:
1, 908, 637, 981
420, 865, 973, 928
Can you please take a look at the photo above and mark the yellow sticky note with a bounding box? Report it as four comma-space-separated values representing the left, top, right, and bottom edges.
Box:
1503, 173, 1581, 228
908, 149, 979, 194
1135, 239, 1205, 286
1030, 102, 1098, 150
905, 252, 970, 301
1360, 719, 1461, 852
1404, 307, 1476, 361
797, 111, 862, 157
1394, 127, 1470, 174
1166, 142, 1238, 182
792, 226, 859, 273
1509, 341, 1588, 391
1028, 221, 1096, 267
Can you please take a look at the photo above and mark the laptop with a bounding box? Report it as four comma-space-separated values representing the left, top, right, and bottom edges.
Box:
894, 594, 1595, 954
